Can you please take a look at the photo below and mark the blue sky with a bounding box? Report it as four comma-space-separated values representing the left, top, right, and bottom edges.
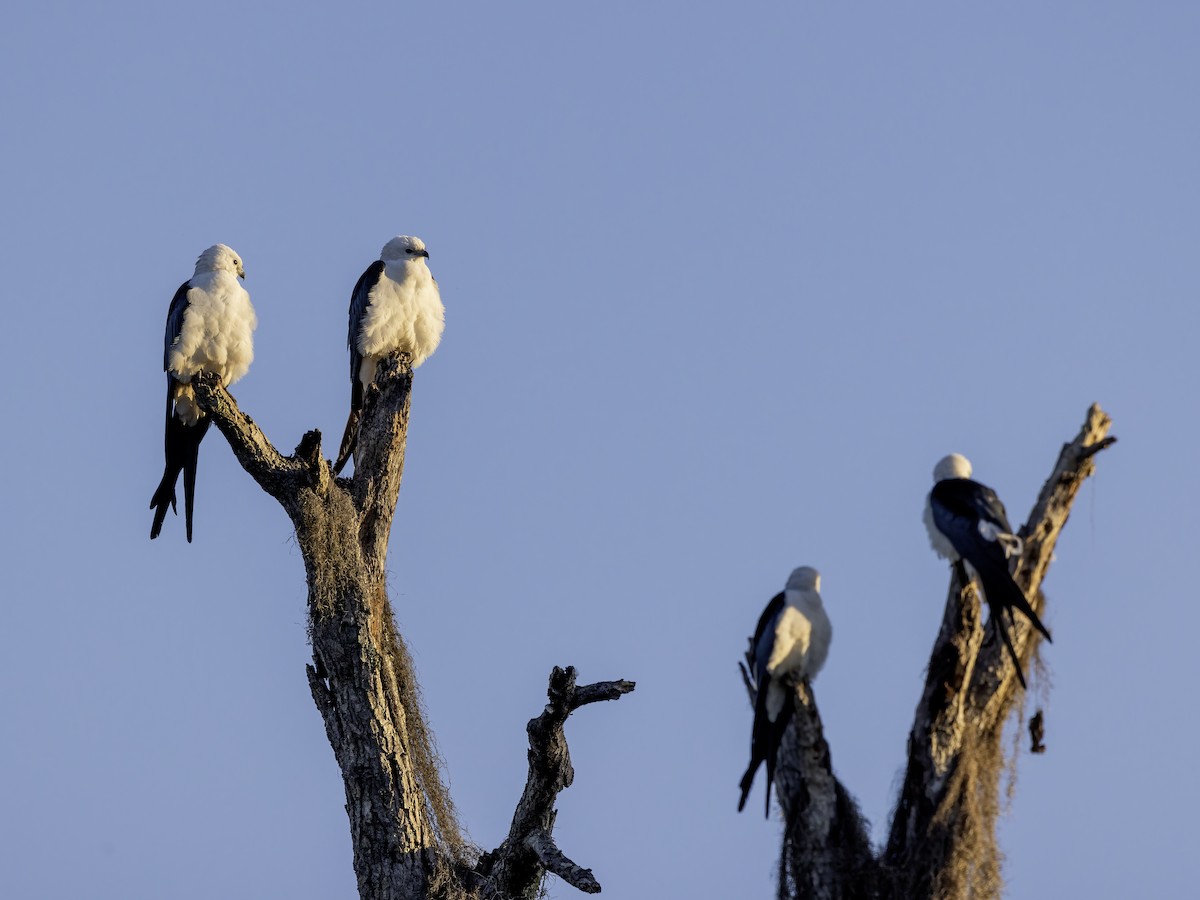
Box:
0, 3, 1195, 897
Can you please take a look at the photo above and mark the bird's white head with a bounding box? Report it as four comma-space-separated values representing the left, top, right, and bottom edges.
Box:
195, 243, 245, 280
381, 235, 430, 263
933, 453, 973, 482
786, 566, 821, 593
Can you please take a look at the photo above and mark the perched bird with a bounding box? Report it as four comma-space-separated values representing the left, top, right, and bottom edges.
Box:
738, 566, 832, 816
149, 244, 256, 542
334, 235, 444, 474
924, 453, 1052, 688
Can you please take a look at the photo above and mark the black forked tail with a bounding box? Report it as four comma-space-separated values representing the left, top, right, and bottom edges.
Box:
738, 683, 794, 817
333, 408, 362, 476
150, 402, 210, 542
978, 566, 1052, 689
737, 759, 761, 814
971, 549, 1053, 645
333, 379, 365, 476
179, 417, 210, 542
149, 465, 179, 539
997, 576, 1053, 644
992, 606, 1028, 690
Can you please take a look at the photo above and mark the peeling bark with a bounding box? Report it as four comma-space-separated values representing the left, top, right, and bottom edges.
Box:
193, 359, 633, 900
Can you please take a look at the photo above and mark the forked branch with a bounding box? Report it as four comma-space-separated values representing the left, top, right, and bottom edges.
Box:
882, 403, 1115, 898
476, 667, 635, 900
193, 360, 634, 900
191, 371, 310, 502
752, 405, 1115, 900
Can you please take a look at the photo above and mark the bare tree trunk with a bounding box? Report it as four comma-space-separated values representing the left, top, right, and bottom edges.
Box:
192, 356, 634, 900
774, 686, 875, 900
753, 405, 1115, 900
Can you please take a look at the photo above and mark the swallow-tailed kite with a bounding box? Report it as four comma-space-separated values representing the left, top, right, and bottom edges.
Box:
924, 453, 1052, 688
334, 235, 444, 474
738, 566, 832, 816
149, 244, 256, 542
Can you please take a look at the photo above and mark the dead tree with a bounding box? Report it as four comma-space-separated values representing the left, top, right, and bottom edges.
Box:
745, 404, 1115, 900
190, 355, 634, 900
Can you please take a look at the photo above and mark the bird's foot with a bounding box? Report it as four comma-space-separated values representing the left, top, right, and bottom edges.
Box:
998, 533, 1024, 559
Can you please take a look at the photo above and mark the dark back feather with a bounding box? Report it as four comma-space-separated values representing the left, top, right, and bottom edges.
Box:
749, 592, 786, 686
931, 477, 1014, 538
163, 281, 191, 371
348, 260, 385, 383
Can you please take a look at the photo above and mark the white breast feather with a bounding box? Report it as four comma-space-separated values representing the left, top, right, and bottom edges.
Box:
767, 589, 832, 681
166, 271, 257, 425
357, 262, 444, 382
767, 605, 811, 678
762, 588, 831, 721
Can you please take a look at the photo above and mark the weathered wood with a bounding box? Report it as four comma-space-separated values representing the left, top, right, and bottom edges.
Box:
194, 357, 632, 900
883, 404, 1114, 899
349, 355, 416, 572
475, 666, 635, 900
524, 829, 600, 894
774, 685, 874, 900
754, 405, 1115, 900
197, 358, 452, 900
191, 372, 305, 502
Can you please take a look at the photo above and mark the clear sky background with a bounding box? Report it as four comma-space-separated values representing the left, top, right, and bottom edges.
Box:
0, 3, 1195, 898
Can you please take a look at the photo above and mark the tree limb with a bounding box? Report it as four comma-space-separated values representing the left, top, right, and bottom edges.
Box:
476, 666, 635, 899
350, 353, 414, 570
774, 684, 875, 900
882, 403, 1116, 897
189, 356, 638, 900
524, 829, 601, 894
191, 371, 307, 502
754, 405, 1115, 900
194, 360, 458, 900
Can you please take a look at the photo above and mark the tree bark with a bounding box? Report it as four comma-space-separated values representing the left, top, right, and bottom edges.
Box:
193, 358, 634, 900
774, 685, 875, 900
475, 667, 635, 899
751, 405, 1115, 900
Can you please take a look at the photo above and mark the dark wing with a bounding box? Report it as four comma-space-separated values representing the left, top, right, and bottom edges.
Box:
151, 279, 205, 541
748, 592, 786, 687
931, 479, 1052, 671
967, 481, 1014, 534
163, 280, 191, 372
348, 260, 385, 388
333, 262, 385, 476
931, 477, 1014, 540
739, 594, 788, 815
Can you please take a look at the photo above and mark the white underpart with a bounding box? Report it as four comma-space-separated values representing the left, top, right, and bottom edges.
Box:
764, 586, 832, 721
167, 269, 256, 426
357, 258, 444, 383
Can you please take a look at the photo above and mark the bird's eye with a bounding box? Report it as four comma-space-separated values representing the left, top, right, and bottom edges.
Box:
405, 248, 414, 254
